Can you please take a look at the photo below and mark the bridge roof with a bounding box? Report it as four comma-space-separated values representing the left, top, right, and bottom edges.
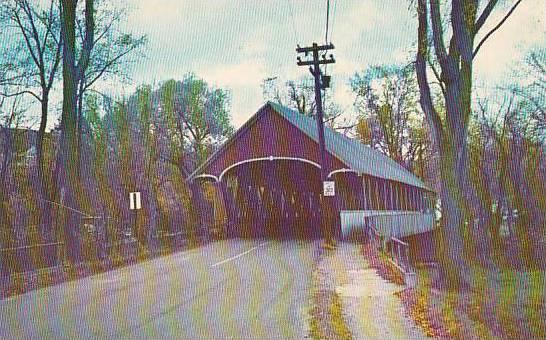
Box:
189, 102, 430, 190
268, 102, 429, 190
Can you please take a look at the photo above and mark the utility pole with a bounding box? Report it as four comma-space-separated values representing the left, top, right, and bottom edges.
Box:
296, 42, 335, 244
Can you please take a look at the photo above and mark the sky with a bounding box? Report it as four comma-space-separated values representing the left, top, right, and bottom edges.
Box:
6, 0, 544, 130
123, 0, 421, 127
119, 0, 544, 128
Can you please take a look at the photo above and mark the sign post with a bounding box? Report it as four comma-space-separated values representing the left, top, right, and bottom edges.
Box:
129, 192, 141, 211
129, 192, 142, 240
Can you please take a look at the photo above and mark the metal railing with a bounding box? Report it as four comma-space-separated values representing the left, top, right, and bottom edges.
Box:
388, 237, 413, 273
367, 225, 382, 251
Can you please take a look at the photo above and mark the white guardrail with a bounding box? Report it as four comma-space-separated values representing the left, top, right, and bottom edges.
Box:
340, 210, 435, 239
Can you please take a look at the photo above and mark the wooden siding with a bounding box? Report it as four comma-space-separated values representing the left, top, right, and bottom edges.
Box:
199, 106, 347, 177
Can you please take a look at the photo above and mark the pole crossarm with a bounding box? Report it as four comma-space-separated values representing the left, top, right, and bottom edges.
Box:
296, 43, 334, 53
296, 42, 335, 88
297, 57, 335, 66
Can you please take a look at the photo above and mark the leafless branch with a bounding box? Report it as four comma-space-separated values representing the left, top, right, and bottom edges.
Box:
429, 0, 448, 67
474, 0, 500, 33
0, 89, 41, 101
416, 0, 444, 145
473, 0, 524, 58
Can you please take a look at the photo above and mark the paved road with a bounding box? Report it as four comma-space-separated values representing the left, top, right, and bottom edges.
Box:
0, 240, 320, 339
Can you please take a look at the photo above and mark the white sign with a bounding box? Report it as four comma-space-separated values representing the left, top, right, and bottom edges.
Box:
129, 192, 142, 210
323, 181, 335, 197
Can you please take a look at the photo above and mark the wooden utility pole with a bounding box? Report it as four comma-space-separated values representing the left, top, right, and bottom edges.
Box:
296, 43, 335, 243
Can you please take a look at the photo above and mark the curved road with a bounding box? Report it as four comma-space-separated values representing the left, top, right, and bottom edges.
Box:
0, 240, 320, 339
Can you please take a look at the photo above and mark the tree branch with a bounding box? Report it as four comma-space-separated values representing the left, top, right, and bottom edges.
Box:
429, 0, 449, 67
92, 10, 123, 47
20, 1, 44, 62
473, 0, 524, 58
12, 9, 40, 69
76, 0, 95, 80
0, 90, 41, 101
82, 45, 139, 91
474, 0, 499, 34
427, 56, 446, 96
46, 32, 62, 90
417, 0, 444, 146
36, 1, 54, 56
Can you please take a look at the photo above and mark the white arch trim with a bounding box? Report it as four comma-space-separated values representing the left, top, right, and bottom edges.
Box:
192, 174, 220, 182
327, 168, 359, 179
218, 156, 321, 182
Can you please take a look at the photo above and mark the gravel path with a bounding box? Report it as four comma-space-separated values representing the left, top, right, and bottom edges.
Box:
321, 242, 427, 340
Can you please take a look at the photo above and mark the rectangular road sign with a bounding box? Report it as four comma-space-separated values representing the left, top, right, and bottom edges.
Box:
129, 192, 142, 210
323, 181, 335, 197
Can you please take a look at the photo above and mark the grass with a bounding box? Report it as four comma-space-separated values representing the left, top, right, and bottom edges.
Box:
308, 246, 353, 340
309, 290, 352, 340
329, 292, 352, 340
400, 264, 546, 339
466, 267, 546, 339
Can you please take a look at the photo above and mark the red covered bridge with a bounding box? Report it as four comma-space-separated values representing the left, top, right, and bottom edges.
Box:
188, 102, 436, 239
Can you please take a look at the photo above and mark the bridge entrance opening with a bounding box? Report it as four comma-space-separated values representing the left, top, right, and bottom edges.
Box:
222, 159, 322, 239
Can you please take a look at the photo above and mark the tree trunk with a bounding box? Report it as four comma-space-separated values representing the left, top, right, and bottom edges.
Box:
0, 129, 13, 230
76, 80, 85, 177
59, 0, 81, 263
36, 91, 49, 183
37, 90, 57, 241
437, 135, 472, 289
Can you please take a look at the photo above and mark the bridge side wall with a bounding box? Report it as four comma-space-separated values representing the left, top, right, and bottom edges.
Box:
201, 106, 347, 177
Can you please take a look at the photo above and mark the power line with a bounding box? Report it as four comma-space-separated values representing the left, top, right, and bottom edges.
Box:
287, 0, 300, 45
323, 0, 336, 77
325, 0, 331, 44
329, 0, 337, 44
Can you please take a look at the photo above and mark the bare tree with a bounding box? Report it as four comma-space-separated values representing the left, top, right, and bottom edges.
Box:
0, 0, 62, 181
74, 2, 147, 168
415, 0, 524, 285
351, 64, 431, 174
262, 77, 345, 129
0, 92, 26, 231
512, 47, 546, 141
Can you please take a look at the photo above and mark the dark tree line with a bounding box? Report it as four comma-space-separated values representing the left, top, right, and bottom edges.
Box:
0, 1, 235, 264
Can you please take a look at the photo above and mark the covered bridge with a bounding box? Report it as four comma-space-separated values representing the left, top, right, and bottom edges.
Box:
188, 102, 435, 239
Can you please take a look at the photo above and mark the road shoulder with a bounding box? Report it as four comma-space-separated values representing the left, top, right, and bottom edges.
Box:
312, 242, 427, 340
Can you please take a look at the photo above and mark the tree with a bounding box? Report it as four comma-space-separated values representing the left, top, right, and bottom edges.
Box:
58, 0, 95, 262
471, 86, 546, 267
351, 64, 431, 175
85, 79, 231, 248
157, 76, 234, 169
73, 2, 146, 169
511, 47, 546, 141
0, 94, 25, 231
0, 0, 62, 181
262, 77, 346, 129
415, 0, 524, 285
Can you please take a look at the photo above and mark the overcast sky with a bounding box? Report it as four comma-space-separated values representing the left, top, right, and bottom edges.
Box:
119, 0, 544, 127
29, 0, 543, 130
